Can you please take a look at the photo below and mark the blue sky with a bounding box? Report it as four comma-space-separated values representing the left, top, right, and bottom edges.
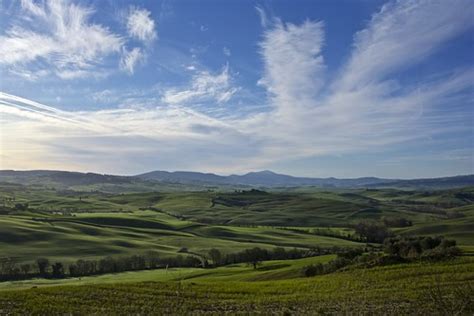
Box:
0, 0, 472, 178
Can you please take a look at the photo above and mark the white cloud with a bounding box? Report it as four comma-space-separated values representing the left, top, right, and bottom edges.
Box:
244, 0, 474, 166
223, 47, 231, 57
126, 7, 157, 42
336, 0, 474, 91
0, 0, 123, 79
258, 20, 325, 117
120, 47, 145, 74
0, 91, 251, 174
162, 64, 240, 105
0, 1, 160, 79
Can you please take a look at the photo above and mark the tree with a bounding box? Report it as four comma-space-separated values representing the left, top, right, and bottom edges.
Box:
303, 263, 324, 277
51, 262, 64, 278
99, 256, 116, 273
20, 264, 31, 276
208, 248, 222, 267
245, 247, 266, 269
0, 258, 16, 280
145, 251, 160, 269
36, 258, 50, 277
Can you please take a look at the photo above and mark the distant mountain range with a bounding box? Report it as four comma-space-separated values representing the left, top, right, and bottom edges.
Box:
1, 169, 473, 190
137, 170, 393, 187
136, 170, 474, 189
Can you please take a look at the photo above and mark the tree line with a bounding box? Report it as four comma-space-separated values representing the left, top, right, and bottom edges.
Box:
0, 245, 361, 282
0, 252, 201, 282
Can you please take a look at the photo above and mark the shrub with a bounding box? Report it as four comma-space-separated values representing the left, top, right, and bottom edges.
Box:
303, 263, 324, 277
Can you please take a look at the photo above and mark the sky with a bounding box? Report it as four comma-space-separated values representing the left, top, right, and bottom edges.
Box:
0, 0, 473, 178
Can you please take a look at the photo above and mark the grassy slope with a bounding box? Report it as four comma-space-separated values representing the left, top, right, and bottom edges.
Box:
1, 185, 473, 314
0, 255, 336, 290
0, 211, 361, 264
1, 185, 473, 263
0, 257, 472, 314
396, 206, 474, 253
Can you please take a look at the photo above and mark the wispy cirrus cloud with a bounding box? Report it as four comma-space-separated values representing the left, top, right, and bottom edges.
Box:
240, 0, 473, 167
162, 64, 240, 106
126, 7, 157, 43
0, 0, 158, 79
120, 47, 145, 74
258, 19, 325, 116
119, 7, 157, 74
336, 0, 474, 91
0, 0, 124, 79
255, 5, 269, 28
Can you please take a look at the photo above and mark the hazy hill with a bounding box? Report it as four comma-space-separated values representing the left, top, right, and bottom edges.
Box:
0, 170, 202, 192
136, 170, 474, 189
0, 170, 133, 186
1, 169, 473, 190
371, 175, 474, 189
137, 170, 229, 184
138, 169, 395, 187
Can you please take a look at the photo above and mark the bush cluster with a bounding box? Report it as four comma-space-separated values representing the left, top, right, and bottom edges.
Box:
383, 236, 460, 260
303, 236, 461, 277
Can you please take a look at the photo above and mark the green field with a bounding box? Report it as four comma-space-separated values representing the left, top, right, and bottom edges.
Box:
2, 185, 473, 263
0, 183, 473, 314
1, 256, 472, 314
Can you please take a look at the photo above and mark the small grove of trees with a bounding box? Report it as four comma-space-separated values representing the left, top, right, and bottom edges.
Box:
383, 236, 460, 260
354, 221, 392, 243
382, 216, 412, 228
302, 236, 461, 278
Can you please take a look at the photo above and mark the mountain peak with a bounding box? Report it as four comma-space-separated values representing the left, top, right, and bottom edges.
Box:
249, 170, 277, 175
